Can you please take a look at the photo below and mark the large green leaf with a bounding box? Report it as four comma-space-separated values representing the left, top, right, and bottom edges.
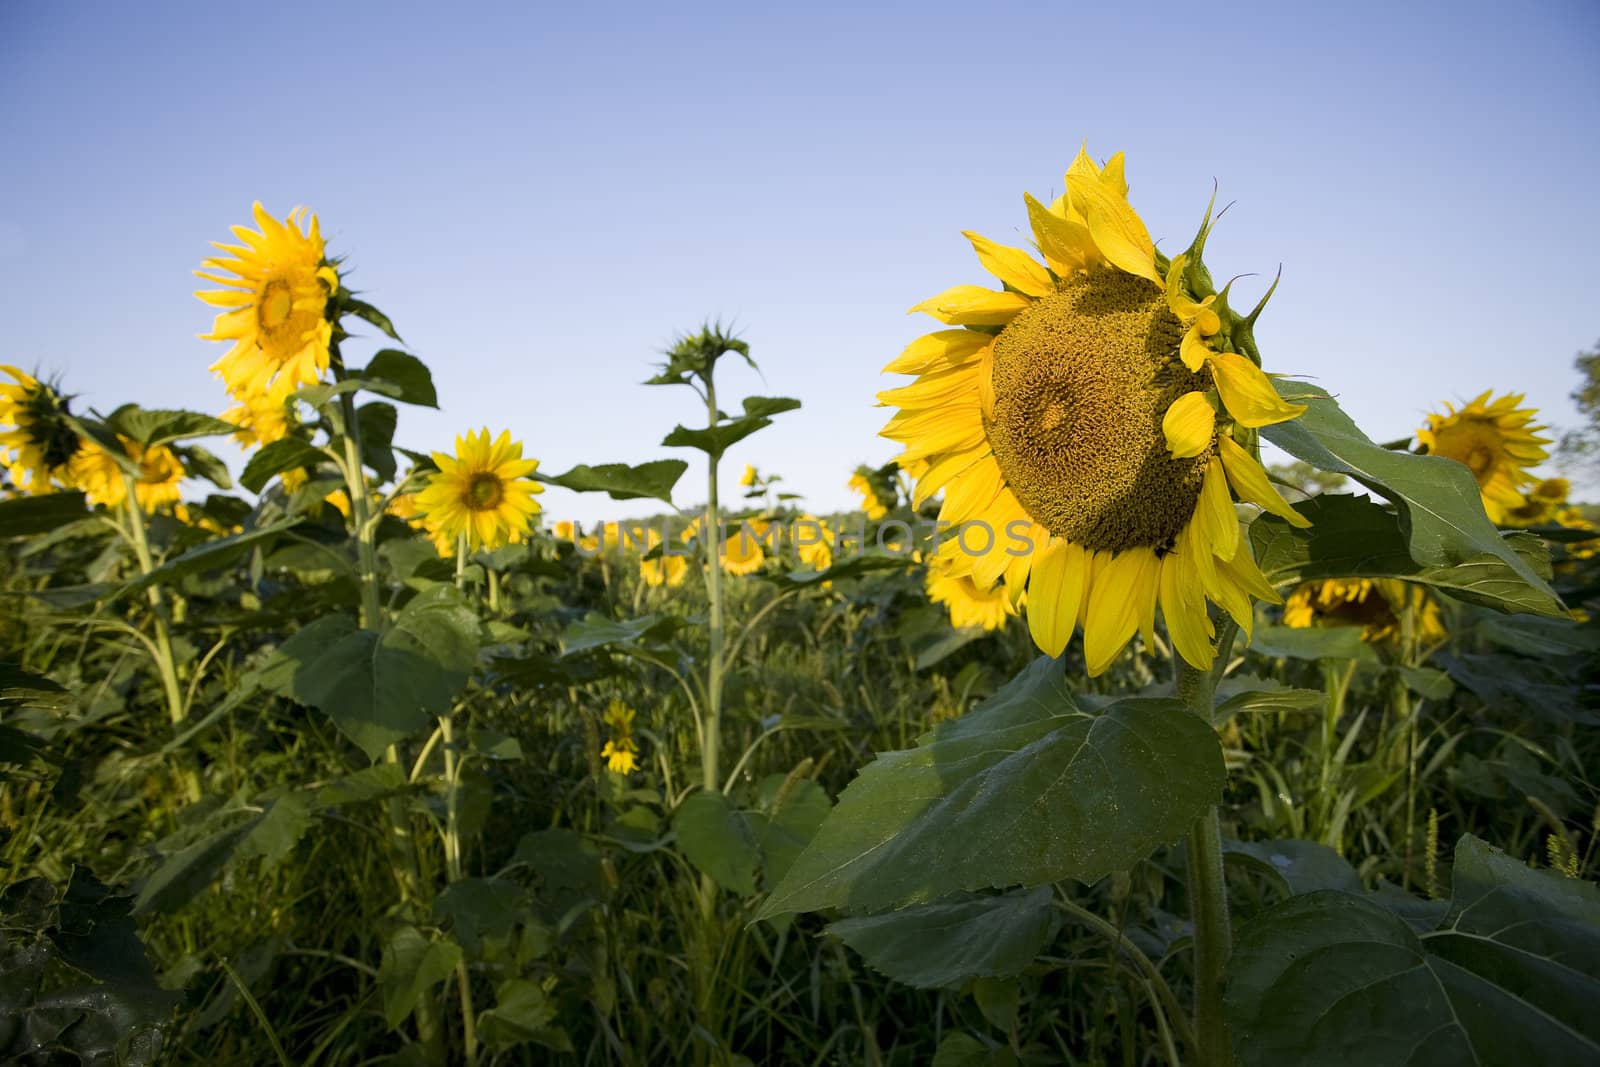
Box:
274, 587, 480, 758
1228, 834, 1600, 1066
673, 791, 762, 896
378, 926, 460, 1030
132, 820, 257, 916
103, 406, 237, 448
661, 416, 771, 460
358, 349, 438, 407
1247, 624, 1374, 662
828, 887, 1055, 989
0, 492, 89, 537
115, 519, 302, 600
1261, 384, 1559, 611
758, 657, 1225, 917
240, 438, 324, 492
1251, 494, 1564, 616
536, 460, 687, 503
559, 613, 684, 656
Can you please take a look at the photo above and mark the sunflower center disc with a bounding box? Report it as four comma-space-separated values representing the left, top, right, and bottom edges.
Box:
986, 272, 1213, 554
466, 472, 504, 511
258, 279, 295, 334
1429, 421, 1499, 484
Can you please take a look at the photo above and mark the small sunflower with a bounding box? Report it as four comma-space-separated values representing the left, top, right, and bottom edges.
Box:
221, 391, 297, 449
0, 366, 81, 493
1416, 391, 1550, 524
1283, 578, 1446, 649
1557, 507, 1599, 561
740, 464, 758, 488
196, 203, 339, 401
71, 437, 186, 513
720, 523, 766, 576
600, 699, 640, 775
639, 527, 689, 587
927, 560, 1016, 632
847, 467, 890, 520
795, 514, 835, 571
880, 147, 1311, 674
414, 429, 543, 552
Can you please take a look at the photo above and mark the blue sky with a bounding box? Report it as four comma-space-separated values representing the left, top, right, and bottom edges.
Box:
3, 0, 1597, 521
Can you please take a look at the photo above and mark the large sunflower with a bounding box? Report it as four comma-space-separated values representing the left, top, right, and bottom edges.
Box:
880, 148, 1311, 674
196, 203, 339, 402
0, 367, 81, 493
71, 437, 186, 513
414, 429, 543, 552
1416, 391, 1549, 525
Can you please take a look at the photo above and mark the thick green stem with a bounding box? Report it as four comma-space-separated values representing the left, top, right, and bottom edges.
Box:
121, 485, 186, 727
702, 374, 724, 795
1176, 646, 1233, 1067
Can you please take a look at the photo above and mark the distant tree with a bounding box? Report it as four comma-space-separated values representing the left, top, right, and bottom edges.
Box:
1557, 337, 1600, 479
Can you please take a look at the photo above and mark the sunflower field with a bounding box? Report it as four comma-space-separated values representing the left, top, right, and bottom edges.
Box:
2, 151, 1598, 1067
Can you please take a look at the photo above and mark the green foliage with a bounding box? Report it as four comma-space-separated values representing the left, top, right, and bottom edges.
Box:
827, 887, 1055, 989
0, 491, 88, 537
537, 459, 688, 502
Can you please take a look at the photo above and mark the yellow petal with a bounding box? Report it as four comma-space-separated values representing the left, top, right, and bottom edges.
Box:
1163, 392, 1215, 459
1195, 458, 1240, 562
912, 446, 989, 508
876, 361, 985, 409
1212, 352, 1307, 428
909, 285, 1032, 327
1083, 548, 1157, 675
1064, 169, 1158, 283
1026, 538, 1087, 658
1180, 322, 1213, 372
1158, 541, 1216, 670
883, 330, 991, 375
1217, 435, 1311, 529
1024, 193, 1099, 276
963, 231, 1055, 297
1163, 254, 1220, 333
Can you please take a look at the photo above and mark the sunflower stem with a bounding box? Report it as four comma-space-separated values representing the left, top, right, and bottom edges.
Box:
1176, 647, 1233, 1067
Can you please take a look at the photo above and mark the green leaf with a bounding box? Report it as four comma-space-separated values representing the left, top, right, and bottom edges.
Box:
1250, 494, 1565, 617
741, 395, 801, 418
478, 979, 570, 1052
378, 926, 460, 1030
313, 764, 409, 808
173, 444, 232, 490
661, 416, 771, 460
1222, 838, 1362, 896
1473, 614, 1600, 657
673, 792, 762, 897
432, 877, 525, 955
115, 519, 302, 600
1247, 624, 1374, 662
236, 794, 313, 870
1213, 674, 1324, 721
559, 613, 683, 656
1228, 834, 1600, 1066
0, 491, 89, 537
357, 401, 398, 483
1398, 665, 1454, 700
765, 549, 914, 589
828, 887, 1054, 989
536, 460, 687, 503
240, 438, 324, 493
132, 819, 257, 915
932, 1032, 1013, 1067
358, 350, 438, 407
341, 296, 404, 342
758, 657, 1225, 917
278, 587, 480, 759
751, 777, 833, 891
1261, 385, 1561, 614
512, 829, 604, 895
103, 405, 237, 448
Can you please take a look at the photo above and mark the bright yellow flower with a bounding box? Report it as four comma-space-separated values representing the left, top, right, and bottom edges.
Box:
927, 560, 1015, 632
847, 470, 889, 520
880, 148, 1310, 674
221, 392, 296, 448
639, 527, 689, 587
1283, 578, 1446, 648
795, 515, 834, 571
71, 437, 185, 513
1557, 507, 1599, 560
174, 503, 241, 536
196, 203, 339, 402
720, 524, 765, 575
0, 366, 80, 494
414, 429, 543, 552
601, 699, 639, 775
1417, 391, 1550, 524
739, 463, 758, 487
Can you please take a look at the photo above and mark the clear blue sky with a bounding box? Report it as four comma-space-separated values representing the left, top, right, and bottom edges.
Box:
3, 0, 1597, 521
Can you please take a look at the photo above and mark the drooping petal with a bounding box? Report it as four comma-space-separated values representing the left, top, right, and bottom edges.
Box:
1064, 168, 1159, 283
963, 231, 1055, 297
1211, 352, 1307, 428
908, 285, 1032, 326
1217, 435, 1311, 529
1163, 392, 1216, 459
1083, 548, 1158, 675
1024, 193, 1100, 275
1026, 538, 1087, 658
1179, 323, 1214, 372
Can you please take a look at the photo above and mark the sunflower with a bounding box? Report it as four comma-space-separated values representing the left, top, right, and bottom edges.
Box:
927, 560, 1016, 632
1416, 391, 1549, 524
1283, 578, 1446, 649
414, 429, 543, 552
196, 203, 339, 402
71, 437, 186, 513
600, 699, 640, 775
639, 527, 690, 587
720, 523, 766, 576
795, 514, 835, 571
221, 391, 297, 448
740, 464, 758, 488
879, 147, 1312, 675
847, 467, 890, 520
1557, 507, 1599, 561
0, 367, 81, 493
